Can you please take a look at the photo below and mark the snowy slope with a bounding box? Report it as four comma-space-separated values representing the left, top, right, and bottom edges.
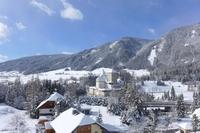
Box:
92, 68, 116, 75
0, 67, 148, 83
148, 46, 157, 65
34, 69, 90, 81
124, 69, 150, 77
142, 81, 193, 101
0, 69, 91, 83
0, 104, 37, 133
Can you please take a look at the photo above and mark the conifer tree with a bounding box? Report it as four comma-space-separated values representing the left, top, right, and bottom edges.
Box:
96, 110, 103, 124
192, 92, 198, 112
176, 94, 185, 118
192, 114, 199, 132
171, 86, 176, 101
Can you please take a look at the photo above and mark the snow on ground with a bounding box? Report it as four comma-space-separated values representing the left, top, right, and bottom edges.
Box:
170, 117, 192, 131
0, 68, 118, 83
92, 68, 116, 76
35, 69, 90, 81
142, 81, 193, 102
0, 67, 152, 84
184, 43, 190, 47
81, 104, 128, 132
148, 45, 157, 65
0, 103, 37, 133
0, 71, 24, 83
181, 59, 190, 64
157, 38, 165, 52
109, 41, 118, 49
125, 69, 150, 77
192, 108, 200, 119
90, 49, 98, 54
184, 60, 189, 64
0, 69, 91, 83
118, 62, 124, 66
95, 57, 102, 64
191, 30, 197, 38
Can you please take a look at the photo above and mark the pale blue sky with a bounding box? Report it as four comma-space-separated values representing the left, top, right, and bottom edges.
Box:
0, 0, 200, 61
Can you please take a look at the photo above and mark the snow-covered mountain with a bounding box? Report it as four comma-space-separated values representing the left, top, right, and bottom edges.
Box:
1, 23, 200, 75
0, 37, 151, 74
128, 23, 200, 70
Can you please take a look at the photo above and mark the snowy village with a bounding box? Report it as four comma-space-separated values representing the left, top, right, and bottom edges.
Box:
0, 68, 200, 133
1, 0, 200, 133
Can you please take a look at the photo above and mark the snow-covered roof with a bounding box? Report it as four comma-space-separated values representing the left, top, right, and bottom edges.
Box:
36, 92, 64, 109
48, 92, 64, 101
51, 108, 96, 133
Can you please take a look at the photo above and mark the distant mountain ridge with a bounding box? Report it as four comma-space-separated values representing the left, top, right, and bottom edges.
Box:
1, 23, 200, 75
0, 37, 152, 74
128, 23, 200, 69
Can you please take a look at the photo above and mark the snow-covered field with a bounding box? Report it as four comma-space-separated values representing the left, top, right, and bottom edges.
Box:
0, 68, 150, 83
0, 69, 91, 83
124, 69, 150, 77
142, 81, 193, 102
0, 104, 37, 133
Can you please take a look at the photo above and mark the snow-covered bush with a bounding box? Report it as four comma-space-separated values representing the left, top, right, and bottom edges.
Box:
107, 102, 126, 116
79, 96, 108, 106
120, 107, 141, 125
96, 110, 103, 123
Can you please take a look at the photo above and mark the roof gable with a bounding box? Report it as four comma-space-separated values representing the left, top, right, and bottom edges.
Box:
36, 92, 64, 109
50, 108, 96, 133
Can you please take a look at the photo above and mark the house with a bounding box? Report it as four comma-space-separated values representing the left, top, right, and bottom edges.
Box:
51, 108, 110, 133
36, 92, 64, 133
36, 92, 64, 116
99, 69, 118, 85
88, 70, 122, 97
